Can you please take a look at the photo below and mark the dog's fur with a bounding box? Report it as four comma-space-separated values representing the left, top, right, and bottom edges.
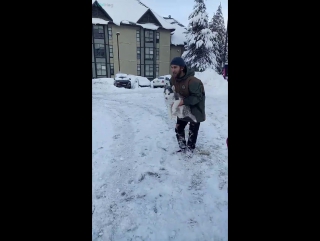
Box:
163, 85, 197, 122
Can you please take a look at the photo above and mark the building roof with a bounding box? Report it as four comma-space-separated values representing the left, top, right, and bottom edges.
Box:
92, 18, 109, 25
163, 16, 187, 46
92, 0, 174, 31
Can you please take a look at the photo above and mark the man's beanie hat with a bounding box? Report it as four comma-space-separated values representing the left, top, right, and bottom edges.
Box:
170, 57, 186, 67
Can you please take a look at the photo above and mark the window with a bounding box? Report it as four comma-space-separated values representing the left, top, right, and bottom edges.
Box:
145, 47, 153, 60
109, 45, 113, 58
136, 30, 140, 42
145, 64, 154, 77
156, 64, 159, 77
137, 47, 140, 59
110, 63, 114, 75
137, 64, 141, 76
96, 62, 106, 76
93, 25, 104, 39
94, 44, 105, 57
108, 28, 112, 41
156, 32, 160, 43
156, 48, 159, 60
145, 30, 153, 43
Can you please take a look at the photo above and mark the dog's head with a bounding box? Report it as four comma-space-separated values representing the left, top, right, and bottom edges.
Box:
164, 85, 174, 100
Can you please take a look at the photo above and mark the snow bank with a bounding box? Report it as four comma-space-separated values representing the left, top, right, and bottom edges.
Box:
92, 78, 120, 93
195, 68, 228, 96
92, 69, 227, 96
92, 78, 135, 94
93, 76, 155, 94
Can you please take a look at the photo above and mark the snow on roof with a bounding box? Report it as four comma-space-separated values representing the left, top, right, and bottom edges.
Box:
92, 18, 109, 25
136, 23, 159, 30
92, 0, 174, 31
148, 8, 176, 30
164, 17, 187, 46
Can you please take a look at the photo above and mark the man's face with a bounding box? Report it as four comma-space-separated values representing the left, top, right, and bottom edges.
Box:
171, 65, 183, 77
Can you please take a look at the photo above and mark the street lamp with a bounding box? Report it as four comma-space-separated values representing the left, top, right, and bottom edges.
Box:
116, 32, 120, 73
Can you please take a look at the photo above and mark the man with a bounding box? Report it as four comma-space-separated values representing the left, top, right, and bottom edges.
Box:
169, 57, 206, 156
223, 62, 228, 80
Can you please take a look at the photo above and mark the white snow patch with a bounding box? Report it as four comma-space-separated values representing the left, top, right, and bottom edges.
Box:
92, 18, 109, 25
164, 18, 187, 46
171, 27, 187, 46
195, 68, 228, 96
121, 20, 130, 24
94, 0, 147, 26
94, 0, 174, 30
136, 23, 159, 30
92, 69, 228, 240
149, 8, 175, 30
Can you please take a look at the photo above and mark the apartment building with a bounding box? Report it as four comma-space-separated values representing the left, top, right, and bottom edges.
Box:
92, 0, 186, 79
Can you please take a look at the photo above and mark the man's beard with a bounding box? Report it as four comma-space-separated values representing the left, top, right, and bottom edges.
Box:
173, 69, 183, 78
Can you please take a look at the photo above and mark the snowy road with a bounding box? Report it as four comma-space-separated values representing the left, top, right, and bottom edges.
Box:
92, 78, 228, 241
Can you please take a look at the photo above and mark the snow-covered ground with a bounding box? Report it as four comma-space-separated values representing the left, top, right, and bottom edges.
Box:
92, 69, 228, 241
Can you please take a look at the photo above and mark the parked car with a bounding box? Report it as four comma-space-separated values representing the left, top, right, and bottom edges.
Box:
151, 75, 171, 88
136, 76, 151, 87
114, 73, 131, 89
163, 75, 172, 85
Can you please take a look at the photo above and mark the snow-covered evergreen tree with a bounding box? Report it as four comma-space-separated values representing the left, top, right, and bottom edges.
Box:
182, 0, 215, 72
210, 3, 226, 74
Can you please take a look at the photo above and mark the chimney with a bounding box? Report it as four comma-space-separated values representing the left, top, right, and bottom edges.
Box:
168, 15, 171, 18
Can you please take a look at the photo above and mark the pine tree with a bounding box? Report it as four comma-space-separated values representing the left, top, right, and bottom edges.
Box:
182, 0, 215, 72
225, 35, 228, 63
210, 3, 226, 74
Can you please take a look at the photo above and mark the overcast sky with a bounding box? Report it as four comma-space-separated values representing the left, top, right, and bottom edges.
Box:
141, 0, 228, 27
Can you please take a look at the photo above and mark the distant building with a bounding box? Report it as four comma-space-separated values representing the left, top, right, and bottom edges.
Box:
163, 16, 187, 62
92, 0, 187, 79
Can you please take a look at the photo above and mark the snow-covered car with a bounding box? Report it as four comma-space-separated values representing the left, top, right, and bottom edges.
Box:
136, 76, 151, 87
151, 76, 171, 88
114, 73, 131, 89
127, 75, 151, 88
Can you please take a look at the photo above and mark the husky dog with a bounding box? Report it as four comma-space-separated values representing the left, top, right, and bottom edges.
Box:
163, 85, 197, 122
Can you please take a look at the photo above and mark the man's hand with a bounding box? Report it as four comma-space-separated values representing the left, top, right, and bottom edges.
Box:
178, 99, 184, 106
